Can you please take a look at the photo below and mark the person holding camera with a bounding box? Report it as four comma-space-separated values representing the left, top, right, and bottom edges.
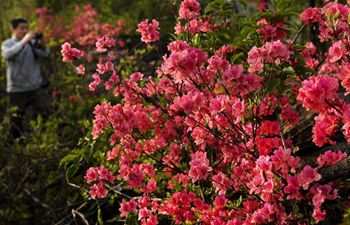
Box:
1, 18, 50, 140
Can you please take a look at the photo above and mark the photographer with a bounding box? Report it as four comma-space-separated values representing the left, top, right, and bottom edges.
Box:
1, 18, 50, 140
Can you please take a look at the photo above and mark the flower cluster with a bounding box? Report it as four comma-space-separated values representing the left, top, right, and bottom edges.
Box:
247, 40, 291, 73
179, 0, 201, 19
61, 42, 84, 63
174, 0, 213, 35
317, 150, 347, 168
136, 19, 160, 43
188, 151, 212, 182
256, 18, 286, 41
301, 42, 319, 69
84, 166, 115, 199
161, 44, 208, 82
96, 35, 116, 52
297, 75, 339, 113
300, 7, 322, 25
297, 2, 350, 153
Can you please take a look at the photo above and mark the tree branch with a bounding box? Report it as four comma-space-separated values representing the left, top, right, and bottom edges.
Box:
319, 156, 350, 184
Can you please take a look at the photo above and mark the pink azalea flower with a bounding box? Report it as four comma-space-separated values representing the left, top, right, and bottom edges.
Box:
98, 165, 115, 183
212, 172, 233, 194
213, 194, 227, 209
61, 42, 84, 62
284, 175, 303, 200
338, 63, 350, 95
75, 64, 85, 75
247, 40, 290, 73
84, 167, 99, 184
300, 7, 322, 25
317, 150, 347, 168
256, 155, 272, 171
312, 208, 327, 223
136, 19, 160, 43
297, 75, 339, 113
179, 0, 201, 19
329, 41, 346, 63
188, 151, 212, 182
343, 104, 350, 141
184, 19, 202, 34
141, 180, 157, 193
138, 207, 151, 220
95, 35, 116, 52
143, 215, 158, 225
119, 199, 137, 217
298, 165, 321, 190
312, 113, 340, 147
251, 203, 275, 223
89, 182, 108, 199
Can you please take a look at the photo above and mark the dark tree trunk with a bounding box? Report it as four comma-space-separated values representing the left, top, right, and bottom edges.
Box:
319, 156, 350, 184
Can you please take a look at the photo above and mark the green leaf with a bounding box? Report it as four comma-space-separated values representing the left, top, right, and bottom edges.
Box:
266, 77, 281, 93
60, 154, 80, 168
204, 0, 226, 14
231, 52, 245, 64
98, 207, 104, 225
65, 164, 79, 180
235, 195, 243, 207
293, 204, 299, 214
282, 66, 295, 75
236, 0, 248, 8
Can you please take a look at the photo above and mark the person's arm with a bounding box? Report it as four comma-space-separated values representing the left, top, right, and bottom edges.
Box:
33, 46, 50, 59
1, 33, 34, 60
1, 40, 24, 60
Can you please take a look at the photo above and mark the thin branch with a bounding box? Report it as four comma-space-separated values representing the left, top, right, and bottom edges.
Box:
72, 209, 89, 225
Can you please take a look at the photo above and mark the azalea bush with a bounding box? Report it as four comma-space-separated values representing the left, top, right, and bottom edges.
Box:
60, 0, 350, 224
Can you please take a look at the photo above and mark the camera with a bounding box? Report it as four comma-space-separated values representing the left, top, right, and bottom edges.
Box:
34, 32, 43, 39
32, 32, 44, 49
